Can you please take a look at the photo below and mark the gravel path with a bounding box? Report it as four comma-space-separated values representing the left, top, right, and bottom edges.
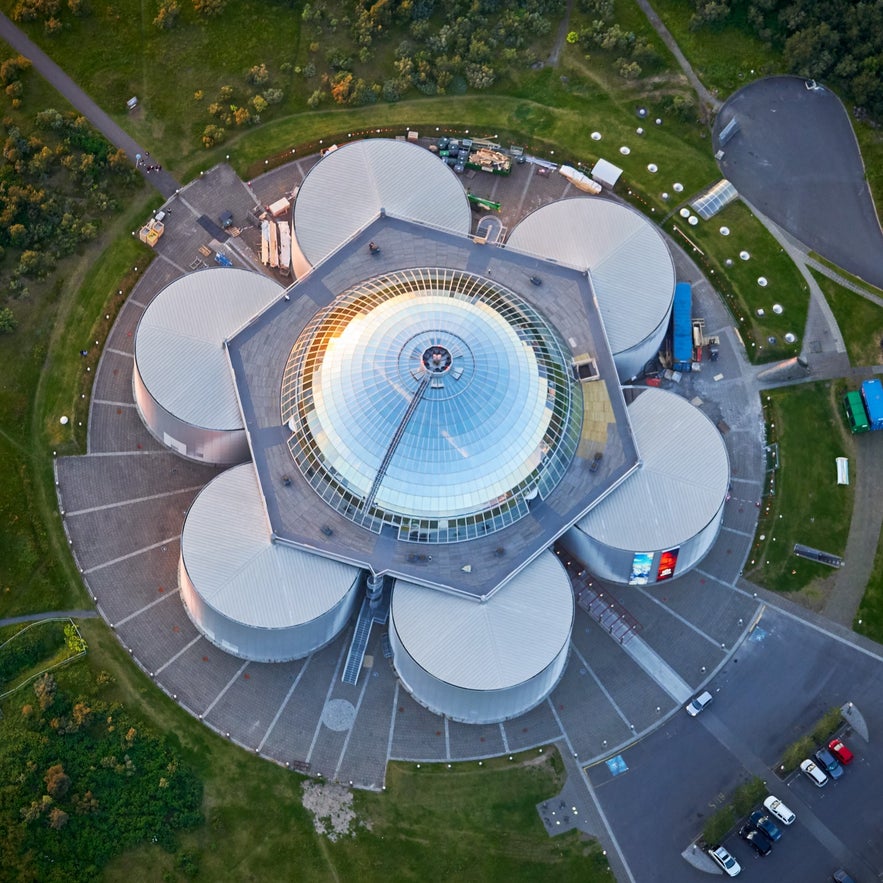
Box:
633, 0, 722, 118
0, 10, 179, 197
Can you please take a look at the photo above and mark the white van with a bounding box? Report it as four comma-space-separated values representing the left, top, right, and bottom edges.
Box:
763, 795, 796, 825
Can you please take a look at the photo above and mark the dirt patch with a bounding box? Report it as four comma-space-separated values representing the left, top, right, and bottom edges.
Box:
777, 573, 837, 612
301, 781, 371, 842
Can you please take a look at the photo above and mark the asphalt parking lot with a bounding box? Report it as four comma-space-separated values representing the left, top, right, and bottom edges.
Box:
714, 75, 883, 290
587, 604, 883, 881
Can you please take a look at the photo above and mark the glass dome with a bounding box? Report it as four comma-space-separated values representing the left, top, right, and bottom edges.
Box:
281, 268, 582, 543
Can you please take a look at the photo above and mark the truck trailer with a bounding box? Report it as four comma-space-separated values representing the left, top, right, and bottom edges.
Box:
843, 390, 870, 433
672, 282, 693, 372
861, 378, 883, 430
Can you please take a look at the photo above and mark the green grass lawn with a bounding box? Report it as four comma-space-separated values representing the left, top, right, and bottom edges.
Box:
660, 199, 810, 360
854, 121, 883, 213
0, 0, 304, 165
649, 0, 783, 98
745, 381, 855, 599
813, 270, 883, 368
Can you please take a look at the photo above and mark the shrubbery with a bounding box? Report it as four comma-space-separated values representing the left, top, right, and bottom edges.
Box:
0, 671, 203, 881
0, 60, 141, 329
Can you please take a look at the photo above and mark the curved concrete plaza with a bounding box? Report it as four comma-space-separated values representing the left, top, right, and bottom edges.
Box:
56, 153, 767, 790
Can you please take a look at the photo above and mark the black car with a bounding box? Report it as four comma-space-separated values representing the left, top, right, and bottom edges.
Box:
748, 810, 782, 842
739, 824, 772, 856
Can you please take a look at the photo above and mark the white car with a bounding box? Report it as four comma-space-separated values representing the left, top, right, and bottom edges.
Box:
800, 758, 828, 787
685, 690, 713, 716
763, 794, 796, 825
708, 845, 741, 877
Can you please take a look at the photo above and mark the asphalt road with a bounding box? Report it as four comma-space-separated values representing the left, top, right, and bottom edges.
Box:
588, 604, 883, 882
714, 76, 883, 290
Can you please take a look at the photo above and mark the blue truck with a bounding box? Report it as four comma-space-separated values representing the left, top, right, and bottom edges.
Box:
861, 378, 883, 430
672, 282, 693, 372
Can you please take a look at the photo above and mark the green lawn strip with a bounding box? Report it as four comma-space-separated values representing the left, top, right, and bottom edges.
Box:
0, 197, 155, 620
854, 537, 883, 643
701, 776, 765, 847
228, 83, 716, 185
809, 256, 883, 299
777, 707, 843, 775
746, 381, 854, 594
812, 269, 883, 368
853, 121, 883, 214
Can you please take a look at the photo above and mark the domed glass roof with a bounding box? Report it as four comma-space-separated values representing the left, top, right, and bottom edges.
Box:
281, 268, 582, 542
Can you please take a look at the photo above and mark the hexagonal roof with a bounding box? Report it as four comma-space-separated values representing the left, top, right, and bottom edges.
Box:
227, 214, 639, 600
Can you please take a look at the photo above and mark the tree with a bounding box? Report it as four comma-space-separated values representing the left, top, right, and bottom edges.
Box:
464, 62, 495, 89
0, 307, 17, 333
153, 0, 179, 28
330, 72, 354, 103
617, 58, 641, 79
201, 124, 225, 148
44, 764, 71, 799
33, 673, 56, 710
0, 54, 31, 85
689, 0, 730, 30
246, 63, 270, 86
192, 0, 225, 14
64, 622, 86, 653
48, 807, 69, 829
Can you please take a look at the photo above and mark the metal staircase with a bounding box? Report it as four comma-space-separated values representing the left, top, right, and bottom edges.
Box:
342, 599, 375, 685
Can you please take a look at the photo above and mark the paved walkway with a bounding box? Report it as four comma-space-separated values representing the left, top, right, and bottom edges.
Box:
0, 11, 179, 197
805, 255, 883, 306
746, 202, 883, 628
0, 609, 99, 628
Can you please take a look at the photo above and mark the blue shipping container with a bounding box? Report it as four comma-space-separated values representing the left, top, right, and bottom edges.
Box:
861, 378, 883, 430
672, 281, 693, 370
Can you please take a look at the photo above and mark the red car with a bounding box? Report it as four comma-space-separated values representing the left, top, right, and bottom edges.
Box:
828, 737, 854, 765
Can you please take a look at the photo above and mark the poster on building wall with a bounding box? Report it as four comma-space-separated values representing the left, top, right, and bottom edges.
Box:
628, 551, 654, 585
657, 547, 680, 581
